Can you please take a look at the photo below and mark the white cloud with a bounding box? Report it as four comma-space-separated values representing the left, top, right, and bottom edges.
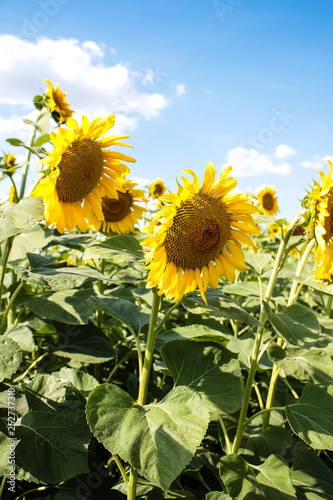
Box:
0, 35, 168, 131
301, 154, 333, 169
222, 147, 292, 177
175, 83, 187, 96
274, 144, 297, 159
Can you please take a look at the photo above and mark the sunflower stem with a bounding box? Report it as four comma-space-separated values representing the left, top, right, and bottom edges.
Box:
18, 120, 38, 200
325, 295, 333, 318
0, 236, 14, 320
0, 281, 25, 334
262, 236, 317, 430
231, 215, 301, 453
127, 287, 161, 500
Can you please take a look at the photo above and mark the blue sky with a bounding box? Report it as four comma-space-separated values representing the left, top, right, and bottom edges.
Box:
0, 0, 332, 218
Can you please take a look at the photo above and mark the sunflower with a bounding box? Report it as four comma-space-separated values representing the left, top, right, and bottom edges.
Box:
150, 178, 166, 199
8, 185, 16, 204
141, 162, 260, 303
306, 160, 333, 281
44, 79, 74, 124
6, 154, 17, 170
257, 186, 279, 216
92, 178, 148, 235
31, 115, 136, 233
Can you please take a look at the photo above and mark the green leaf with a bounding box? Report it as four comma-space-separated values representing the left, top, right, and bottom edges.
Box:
220, 454, 297, 499
15, 374, 90, 483
90, 296, 150, 335
34, 133, 50, 147
157, 324, 229, 348
182, 289, 260, 326
0, 431, 13, 475
15, 254, 112, 291
6, 138, 24, 146
9, 224, 53, 263
161, 340, 243, 414
0, 337, 22, 382
83, 235, 144, 261
286, 384, 333, 450
243, 426, 293, 462
264, 302, 321, 346
86, 384, 209, 492
22, 288, 95, 325
50, 233, 95, 251
206, 494, 232, 500
291, 448, 333, 500
57, 367, 99, 398
268, 344, 333, 386
244, 251, 272, 275
222, 281, 263, 298
4, 324, 36, 352
53, 325, 116, 364
296, 278, 333, 296
254, 214, 276, 224
0, 197, 44, 239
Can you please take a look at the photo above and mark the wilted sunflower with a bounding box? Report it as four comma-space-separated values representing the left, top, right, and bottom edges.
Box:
307, 160, 333, 280
91, 178, 148, 235
44, 79, 74, 124
31, 115, 135, 233
141, 162, 259, 303
150, 178, 166, 199
257, 186, 279, 216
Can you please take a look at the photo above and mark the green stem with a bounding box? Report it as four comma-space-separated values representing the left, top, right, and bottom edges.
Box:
113, 455, 129, 486
0, 476, 6, 500
154, 300, 180, 335
243, 406, 285, 431
0, 236, 14, 317
218, 415, 232, 455
231, 215, 301, 454
13, 352, 48, 382
18, 124, 37, 200
0, 281, 24, 334
127, 288, 161, 500
262, 237, 316, 430
27, 171, 46, 196
325, 295, 333, 318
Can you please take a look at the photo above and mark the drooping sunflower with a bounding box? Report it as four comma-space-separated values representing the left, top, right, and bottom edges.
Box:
44, 79, 74, 124
31, 115, 136, 233
141, 162, 260, 303
306, 160, 333, 281
150, 178, 166, 199
257, 186, 279, 216
91, 178, 148, 235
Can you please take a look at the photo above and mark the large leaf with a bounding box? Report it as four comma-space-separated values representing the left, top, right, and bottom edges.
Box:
291, 448, 333, 500
157, 324, 230, 349
57, 367, 99, 398
83, 235, 144, 261
15, 374, 91, 484
86, 384, 210, 492
4, 324, 36, 352
0, 337, 22, 382
243, 426, 293, 463
244, 251, 272, 275
21, 288, 95, 325
264, 302, 321, 346
214, 281, 263, 298
286, 384, 333, 450
90, 296, 150, 335
182, 289, 260, 326
220, 454, 297, 499
9, 224, 53, 263
268, 344, 333, 386
53, 324, 116, 364
0, 431, 13, 475
0, 197, 44, 239
161, 340, 243, 414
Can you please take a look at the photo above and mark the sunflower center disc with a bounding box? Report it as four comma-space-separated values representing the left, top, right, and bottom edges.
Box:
102, 191, 133, 222
55, 138, 104, 203
262, 193, 274, 210
164, 193, 231, 268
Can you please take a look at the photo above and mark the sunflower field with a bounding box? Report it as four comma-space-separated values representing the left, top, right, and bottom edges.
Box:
1, 83, 333, 500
